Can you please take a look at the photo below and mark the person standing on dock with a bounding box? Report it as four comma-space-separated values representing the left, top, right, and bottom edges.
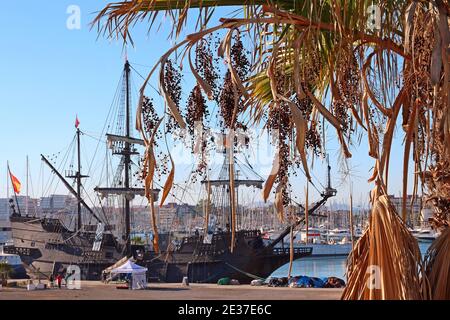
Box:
49, 274, 54, 288
56, 274, 62, 289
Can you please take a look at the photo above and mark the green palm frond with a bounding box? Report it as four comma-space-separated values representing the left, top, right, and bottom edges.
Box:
93, 0, 295, 40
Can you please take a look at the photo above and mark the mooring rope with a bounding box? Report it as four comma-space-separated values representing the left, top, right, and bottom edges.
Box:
224, 262, 264, 280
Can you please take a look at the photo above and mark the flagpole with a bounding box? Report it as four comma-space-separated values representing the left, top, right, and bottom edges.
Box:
26, 155, 29, 217
7, 163, 21, 216
6, 162, 10, 216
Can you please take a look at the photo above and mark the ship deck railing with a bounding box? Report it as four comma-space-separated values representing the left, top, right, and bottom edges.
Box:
181, 229, 261, 244
272, 247, 312, 256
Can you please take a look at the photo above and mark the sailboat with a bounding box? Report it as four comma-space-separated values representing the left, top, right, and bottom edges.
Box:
4, 60, 337, 283
136, 139, 338, 284
3, 61, 158, 280
4, 133, 122, 279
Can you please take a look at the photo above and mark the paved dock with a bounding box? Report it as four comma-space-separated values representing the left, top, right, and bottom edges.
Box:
0, 281, 343, 300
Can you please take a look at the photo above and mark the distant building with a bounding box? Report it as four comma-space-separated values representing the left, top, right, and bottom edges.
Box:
0, 224, 12, 246
0, 199, 12, 246
130, 205, 158, 233
39, 194, 77, 215
327, 210, 350, 229
0, 198, 10, 217
160, 203, 178, 233
388, 195, 423, 225
0, 196, 37, 216
421, 207, 434, 227
159, 203, 197, 233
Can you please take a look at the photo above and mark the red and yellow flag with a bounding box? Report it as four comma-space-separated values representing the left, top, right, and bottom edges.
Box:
10, 172, 21, 194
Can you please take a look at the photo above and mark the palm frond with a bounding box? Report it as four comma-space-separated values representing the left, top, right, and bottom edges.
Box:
93, 0, 295, 41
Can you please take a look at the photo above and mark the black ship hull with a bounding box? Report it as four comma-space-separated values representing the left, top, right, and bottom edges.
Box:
10, 264, 28, 279
8, 218, 311, 283
140, 230, 312, 284
6, 216, 122, 280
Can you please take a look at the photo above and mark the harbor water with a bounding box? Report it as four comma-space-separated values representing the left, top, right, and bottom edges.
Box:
270, 242, 432, 280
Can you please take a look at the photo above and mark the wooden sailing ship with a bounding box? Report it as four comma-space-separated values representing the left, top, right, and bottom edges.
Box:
137, 149, 338, 284
4, 61, 336, 283
4, 61, 159, 280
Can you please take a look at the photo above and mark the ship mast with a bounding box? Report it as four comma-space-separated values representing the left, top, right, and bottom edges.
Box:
66, 126, 89, 231
76, 127, 83, 230
6, 164, 9, 216
201, 140, 264, 231
124, 60, 132, 256
7, 161, 21, 216
42, 154, 101, 223
26, 155, 29, 217
95, 60, 160, 257
267, 158, 337, 249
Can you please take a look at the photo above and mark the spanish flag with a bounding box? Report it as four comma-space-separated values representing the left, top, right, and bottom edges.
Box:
9, 172, 21, 194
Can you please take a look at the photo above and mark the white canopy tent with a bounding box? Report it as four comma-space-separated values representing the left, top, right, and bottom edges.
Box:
111, 259, 148, 290
104, 256, 129, 274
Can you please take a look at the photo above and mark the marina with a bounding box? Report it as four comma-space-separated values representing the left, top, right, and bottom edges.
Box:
0, 60, 330, 284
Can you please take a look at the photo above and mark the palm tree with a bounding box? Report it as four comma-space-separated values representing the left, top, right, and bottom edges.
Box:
131, 236, 146, 245
0, 262, 13, 286
94, 0, 449, 299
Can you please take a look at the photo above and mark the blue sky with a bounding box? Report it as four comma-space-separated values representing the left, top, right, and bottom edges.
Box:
0, 0, 170, 198
0, 1, 415, 207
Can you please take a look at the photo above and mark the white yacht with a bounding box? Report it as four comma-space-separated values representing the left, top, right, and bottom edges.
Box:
264, 228, 353, 257
1, 220, 26, 278
324, 228, 352, 244
0, 246, 26, 279
412, 228, 439, 242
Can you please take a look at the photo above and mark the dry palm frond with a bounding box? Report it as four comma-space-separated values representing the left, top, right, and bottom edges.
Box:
95, 2, 409, 183
288, 226, 294, 279
342, 185, 428, 300
423, 0, 450, 230
278, 95, 312, 181
342, 226, 369, 296
304, 182, 309, 244
159, 154, 175, 207
274, 181, 285, 222
203, 179, 212, 238
149, 188, 160, 253
93, 1, 240, 41
349, 190, 355, 251
141, 117, 163, 254
424, 227, 450, 300
228, 145, 237, 252
419, 5, 450, 300
262, 152, 279, 201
